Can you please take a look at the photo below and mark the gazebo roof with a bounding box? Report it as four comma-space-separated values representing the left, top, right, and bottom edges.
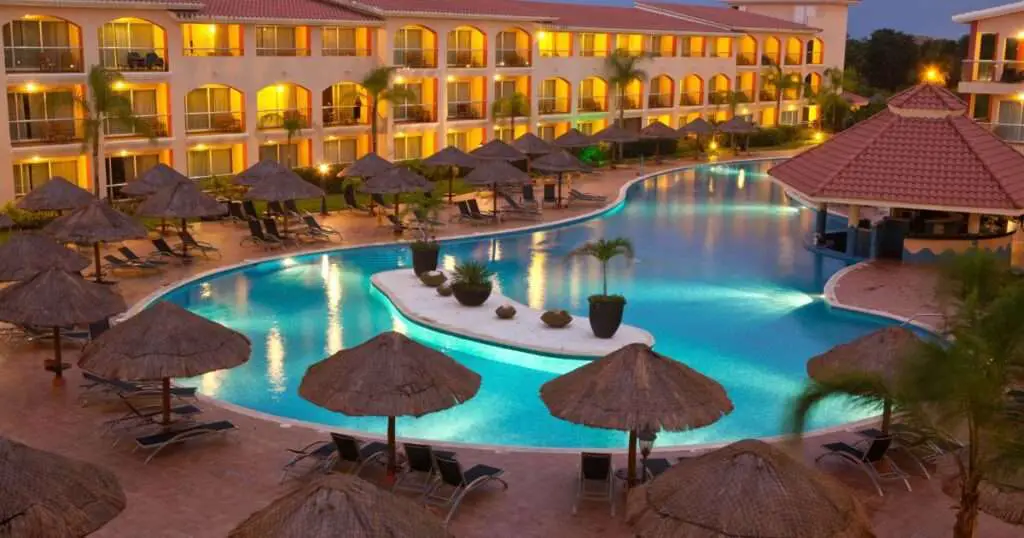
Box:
768, 83, 1024, 216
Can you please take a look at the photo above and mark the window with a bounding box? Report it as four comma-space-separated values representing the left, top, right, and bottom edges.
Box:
793, 6, 816, 24
258, 142, 299, 166
106, 88, 161, 136
7, 89, 77, 142
709, 37, 731, 58
681, 36, 704, 58
256, 25, 305, 56
99, 19, 163, 70
495, 80, 516, 100
972, 94, 991, 121
322, 27, 361, 56
577, 122, 594, 135
3, 18, 81, 72
780, 109, 799, 126
394, 27, 433, 67
446, 131, 469, 151
187, 147, 233, 179
996, 100, 1024, 142
538, 125, 555, 141
579, 33, 605, 57
494, 126, 514, 142
393, 82, 425, 121
13, 158, 79, 197
394, 136, 422, 161
539, 31, 570, 57
182, 24, 241, 56
186, 86, 238, 132
324, 138, 358, 165
106, 153, 160, 199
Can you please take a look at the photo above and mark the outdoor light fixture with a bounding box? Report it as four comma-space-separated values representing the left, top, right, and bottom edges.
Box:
317, 163, 330, 216
813, 131, 825, 143
709, 140, 719, 150
23, 82, 39, 93
638, 429, 657, 484
317, 163, 329, 175
923, 67, 943, 84
112, 80, 127, 91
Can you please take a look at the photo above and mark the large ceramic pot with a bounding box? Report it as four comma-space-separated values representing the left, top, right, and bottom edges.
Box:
411, 243, 440, 276
452, 283, 492, 306
588, 296, 625, 338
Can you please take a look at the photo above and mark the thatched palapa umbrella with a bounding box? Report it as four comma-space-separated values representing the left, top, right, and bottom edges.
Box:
15, 176, 93, 212
554, 128, 596, 149
470, 139, 526, 162
360, 167, 431, 218
339, 152, 395, 179
44, 200, 147, 283
0, 435, 126, 537
807, 326, 922, 433
299, 331, 481, 476
136, 181, 225, 258
120, 163, 190, 197
540, 343, 733, 485
244, 168, 324, 235
79, 302, 251, 425
463, 159, 532, 216
0, 214, 15, 229
229, 475, 449, 538
640, 121, 680, 163
678, 117, 715, 156
234, 159, 294, 186
422, 146, 479, 203
594, 124, 639, 165
532, 150, 590, 208
627, 439, 873, 538
718, 116, 758, 152
512, 132, 553, 174
0, 269, 125, 383
0, 232, 90, 282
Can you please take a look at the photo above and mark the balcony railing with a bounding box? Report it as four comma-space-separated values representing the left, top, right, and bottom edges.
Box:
709, 91, 731, 105
577, 97, 607, 113
322, 105, 366, 127
616, 96, 642, 110
393, 104, 435, 123
183, 47, 243, 57
256, 47, 310, 57
185, 111, 244, 133
680, 92, 703, 106
579, 49, 606, 58
709, 49, 731, 59
4, 46, 83, 73
322, 47, 371, 57
736, 52, 757, 66
446, 49, 485, 68
496, 49, 530, 67
9, 118, 85, 145
736, 90, 754, 103
100, 47, 167, 71
540, 48, 571, 58
806, 52, 823, 65
538, 97, 570, 114
760, 90, 778, 102
762, 54, 780, 66
447, 101, 486, 120
961, 60, 1024, 83
257, 109, 311, 129
784, 53, 802, 66
394, 49, 437, 68
982, 122, 1024, 143
648, 94, 673, 109
104, 114, 169, 137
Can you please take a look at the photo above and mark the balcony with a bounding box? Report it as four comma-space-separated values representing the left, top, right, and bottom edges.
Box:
323, 105, 366, 127
541, 48, 572, 58
784, 53, 802, 66
680, 92, 702, 106
256, 47, 310, 57
760, 89, 778, 102
961, 60, 1024, 83
393, 104, 435, 124
183, 47, 242, 57
983, 122, 1024, 143
323, 47, 371, 57
736, 90, 754, 103
4, 46, 83, 73
185, 111, 244, 134
761, 54, 780, 66
579, 49, 607, 58
577, 97, 607, 113
496, 49, 530, 67
447, 49, 485, 68
9, 118, 84, 145
616, 96, 642, 111
257, 109, 311, 130
105, 114, 169, 137
736, 52, 757, 66
100, 48, 167, 71
394, 49, 437, 68
709, 92, 730, 105
539, 98, 570, 115
648, 94, 672, 109
447, 101, 486, 120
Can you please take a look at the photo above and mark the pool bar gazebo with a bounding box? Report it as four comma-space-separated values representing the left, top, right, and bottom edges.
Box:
770, 83, 1024, 263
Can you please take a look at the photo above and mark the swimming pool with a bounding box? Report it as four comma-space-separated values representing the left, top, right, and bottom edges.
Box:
160, 160, 890, 449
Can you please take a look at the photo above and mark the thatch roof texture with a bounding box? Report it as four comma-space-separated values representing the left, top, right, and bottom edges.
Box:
593, 124, 639, 143
540, 343, 733, 432
339, 152, 395, 178
470, 139, 526, 162
626, 439, 874, 538
0, 436, 126, 537
228, 475, 449, 538
807, 327, 922, 388
120, 163, 190, 197
511, 132, 554, 155
135, 181, 225, 220
0, 233, 90, 282
422, 147, 478, 169
78, 302, 250, 381
234, 160, 294, 186
360, 167, 432, 195
463, 160, 532, 187
15, 177, 94, 212
678, 117, 714, 136
0, 214, 15, 229
554, 128, 596, 148
718, 116, 758, 135
640, 121, 680, 140
299, 332, 480, 417
532, 150, 590, 174
0, 268, 125, 327
44, 201, 147, 244
243, 170, 325, 202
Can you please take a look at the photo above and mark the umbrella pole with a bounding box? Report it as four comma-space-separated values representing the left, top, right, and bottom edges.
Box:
882, 398, 893, 434
387, 415, 397, 477
162, 377, 171, 426
448, 168, 455, 204
557, 173, 563, 208
51, 327, 64, 386
180, 219, 189, 259
493, 185, 498, 217
395, 193, 401, 219
93, 242, 103, 283
627, 429, 638, 488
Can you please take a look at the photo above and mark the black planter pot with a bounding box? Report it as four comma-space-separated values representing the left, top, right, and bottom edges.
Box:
588, 296, 625, 338
411, 244, 440, 276
452, 283, 492, 306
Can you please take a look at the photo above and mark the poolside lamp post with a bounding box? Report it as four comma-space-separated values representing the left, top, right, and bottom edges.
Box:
638, 429, 656, 484
318, 163, 330, 215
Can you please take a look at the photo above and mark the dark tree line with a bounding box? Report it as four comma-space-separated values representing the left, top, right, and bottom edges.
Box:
845, 29, 968, 95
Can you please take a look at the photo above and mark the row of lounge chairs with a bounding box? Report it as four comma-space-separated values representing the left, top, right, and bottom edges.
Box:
239, 214, 342, 250
104, 236, 221, 273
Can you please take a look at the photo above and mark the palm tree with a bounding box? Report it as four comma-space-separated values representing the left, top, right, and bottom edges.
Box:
491, 92, 529, 139
258, 111, 305, 167
761, 61, 803, 128
791, 251, 1024, 538
80, 65, 153, 198
358, 66, 415, 154
569, 237, 634, 297
605, 51, 649, 129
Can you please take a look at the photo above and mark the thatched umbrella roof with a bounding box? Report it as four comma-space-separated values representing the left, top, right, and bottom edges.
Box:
15, 177, 93, 212
44, 201, 147, 244
640, 121, 681, 140
807, 327, 921, 388
554, 128, 596, 148
718, 116, 758, 135
120, 163, 190, 197
244, 171, 325, 202
422, 147, 478, 169
678, 117, 714, 136
0, 268, 125, 328
626, 439, 873, 538
977, 479, 1024, 526
136, 181, 225, 220
360, 167, 432, 195
234, 159, 293, 186
470, 139, 526, 162
463, 160, 531, 187
532, 150, 591, 173
0, 436, 126, 537
540, 343, 733, 432
0, 232, 90, 282
228, 475, 449, 538
512, 132, 554, 156
593, 124, 639, 144
339, 152, 395, 178
0, 214, 14, 229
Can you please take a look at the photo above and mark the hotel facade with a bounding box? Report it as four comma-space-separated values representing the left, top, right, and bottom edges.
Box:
0, 0, 854, 202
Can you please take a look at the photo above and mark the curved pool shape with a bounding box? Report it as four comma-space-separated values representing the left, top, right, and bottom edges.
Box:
161, 161, 890, 449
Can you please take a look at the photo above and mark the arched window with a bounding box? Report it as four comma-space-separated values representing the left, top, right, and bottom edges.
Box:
394, 25, 437, 68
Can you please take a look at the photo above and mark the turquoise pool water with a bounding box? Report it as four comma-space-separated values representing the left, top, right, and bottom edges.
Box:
160, 161, 890, 449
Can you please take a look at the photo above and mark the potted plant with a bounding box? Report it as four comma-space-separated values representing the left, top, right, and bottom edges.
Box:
451, 261, 494, 306
403, 193, 444, 275
570, 237, 634, 338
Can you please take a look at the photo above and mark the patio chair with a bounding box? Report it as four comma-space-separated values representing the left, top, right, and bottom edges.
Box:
226, 201, 248, 223
573, 452, 614, 516
329, 433, 388, 476
242, 200, 260, 220
80, 371, 196, 400
301, 214, 343, 241
467, 199, 496, 218
280, 438, 338, 483
20, 324, 89, 344
393, 443, 456, 494
144, 51, 164, 70
240, 219, 283, 250
267, 201, 287, 216
343, 187, 366, 211
522, 184, 538, 204
426, 456, 508, 526
499, 193, 541, 220
816, 435, 911, 496
103, 254, 160, 272
643, 458, 672, 480
151, 238, 187, 260
119, 246, 168, 265
284, 199, 302, 216
543, 184, 558, 205
134, 420, 237, 464
570, 189, 608, 203
262, 218, 297, 246
103, 398, 202, 440
125, 51, 145, 69
178, 231, 221, 259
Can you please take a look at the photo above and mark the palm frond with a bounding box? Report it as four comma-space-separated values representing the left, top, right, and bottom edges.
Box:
789, 374, 891, 436
568, 237, 634, 263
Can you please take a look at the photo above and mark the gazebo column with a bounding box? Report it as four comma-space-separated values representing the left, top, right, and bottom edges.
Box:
815, 203, 828, 242
846, 205, 861, 257
968, 213, 981, 234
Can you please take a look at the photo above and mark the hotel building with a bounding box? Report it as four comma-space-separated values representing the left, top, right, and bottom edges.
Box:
0, 0, 854, 201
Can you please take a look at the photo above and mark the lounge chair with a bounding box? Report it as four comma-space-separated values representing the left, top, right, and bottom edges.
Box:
643, 458, 672, 480
284, 199, 302, 216
330, 433, 388, 476
280, 438, 338, 482
467, 199, 496, 219
816, 435, 911, 496
393, 443, 456, 494
242, 200, 260, 220
267, 200, 287, 216
574, 452, 614, 515
119, 246, 168, 265
426, 456, 508, 526
372, 193, 393, 210
104, 398, 202, 439
134, 420, 237, 464
543, 184, 558, 205
103, 254, 160, 272
301, 214, 343, 241
20, 324, 90, 344
81, 371, 197, 399
386, 214, 408, 232
262, 218, 298, 246
343, 187, 365, 211
522, 184, 538, 204
570, 189, 607, 203
240, 219, 283, 250
227, 201, 247, 223
178, 231, 221, 259
859, 425, 962, 478
499, 193, 541, 220
152, 238, 187, 260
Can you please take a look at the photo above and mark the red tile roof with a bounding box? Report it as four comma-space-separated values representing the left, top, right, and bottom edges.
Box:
769, 85, 1024, 213
638, 2, 819, 32
192, 0, 377, 21
525, 2, 725, 32
347, 0, 558, 19
887, 84, 967, 112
